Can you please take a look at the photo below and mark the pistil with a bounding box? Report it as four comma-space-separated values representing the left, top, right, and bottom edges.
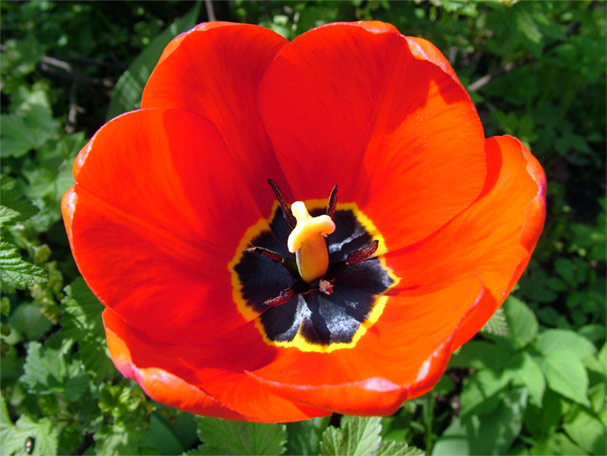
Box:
287, 201, 336, 283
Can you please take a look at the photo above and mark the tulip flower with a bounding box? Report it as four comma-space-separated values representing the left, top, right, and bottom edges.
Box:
62, 21, 545, 422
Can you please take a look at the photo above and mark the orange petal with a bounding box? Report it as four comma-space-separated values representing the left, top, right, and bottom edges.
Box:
103, 308, 329, 423
104, 309, 246, 421
248, 276, 485, 414
141, 22, 289, 212
258, 22, 486, 246
386, 135, 546, 347
63, 108, 268, 344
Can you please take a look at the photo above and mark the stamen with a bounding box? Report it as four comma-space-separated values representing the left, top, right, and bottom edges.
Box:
346, 240, 379, 265
288, 201, 336, 283
326, 184, 338, 220
264, 287, 294, 307
245, 246, 284, 263
319, 279, 334, 295
267, 179, 296, 229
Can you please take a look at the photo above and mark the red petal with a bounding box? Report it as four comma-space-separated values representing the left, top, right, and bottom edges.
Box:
63, 109, 268, 344
386, 135, 546, 347
103, 308, 329, 422
258, 22, 486, 246
141, 22, 289, 212
248, 276, 485, 414
104, 309, 246, 421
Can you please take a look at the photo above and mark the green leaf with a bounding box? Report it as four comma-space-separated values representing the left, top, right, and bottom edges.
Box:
173, 413, 199, 451
449, 341, 507, 371
94, 422, 146, 456
286, 416, 330, 455
504, 296, 538, 348
0, 104, 59, 157
376, 440, 425, 456
529, 433, 587, 456
320, 416, 382, 456
535, 329, 597, 360
0, 241, 47, 291
507, 351, 545, 407
23, 162, 75, 204
563, 407, 607, 455
21, 340, 77, 394
524, 389, 563, 436
9, 303, 52, 340
60, 278, 115, 380
432, 387, 528, 456
0, 206, 20, 226
0, 296, 9, 317
0, 405, 59, 456
1, 178, 39, 221
538, 350, 590, 406
0, 394, 18, 455
143, 412, 184, 455
460, 369, 512, 417
106, 3, 201, 119
481, 307, 509, 336
194, 417, 287, 455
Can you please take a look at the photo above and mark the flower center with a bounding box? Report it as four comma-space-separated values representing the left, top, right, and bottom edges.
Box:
288, 201, 336, 283
229, 180, 399, 352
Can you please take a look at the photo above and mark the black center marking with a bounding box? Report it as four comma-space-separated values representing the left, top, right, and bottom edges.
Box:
234, 205, 394, 348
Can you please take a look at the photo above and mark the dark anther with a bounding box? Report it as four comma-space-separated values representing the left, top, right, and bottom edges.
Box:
326, 184, 338, 220
346, 240, 379, 265
264, 287, 294, 307
267, 178, 296, 229
245, 246, 284, 263
319, 279, 334, 295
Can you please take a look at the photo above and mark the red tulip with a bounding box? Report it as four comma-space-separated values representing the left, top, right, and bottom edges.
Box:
62, 21, 546, 422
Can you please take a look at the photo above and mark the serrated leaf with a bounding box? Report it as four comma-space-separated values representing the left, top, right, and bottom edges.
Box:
320, 427, 344, 456
94, 422, 146, 456
0, 104, 59, 157
0, 241, 47, 291
320, 416, 382, 456
106, 4, 200, 119
538, 350, 590, 406
481, 307, 509, 336
0, 394, 19, 456
376, 440, 425, 456
1, 178, 39, 221
1, 413, 59, 456
0, 206, 20, 225
23, 164, 75, 204
60, 278, 114, 380
21, 341, 70, 394
194, 417, 287, 455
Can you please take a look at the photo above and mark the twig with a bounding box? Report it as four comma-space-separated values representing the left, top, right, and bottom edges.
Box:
57, 55, 126, 71
65, 83, 79, 134
0, 44, 114, 88
205, 0, 216, 21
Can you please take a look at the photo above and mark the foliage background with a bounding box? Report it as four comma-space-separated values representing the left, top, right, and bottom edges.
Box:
1, 1, 605, 455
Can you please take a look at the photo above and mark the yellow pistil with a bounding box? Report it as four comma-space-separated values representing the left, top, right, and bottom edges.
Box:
287, 201, 336, 283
